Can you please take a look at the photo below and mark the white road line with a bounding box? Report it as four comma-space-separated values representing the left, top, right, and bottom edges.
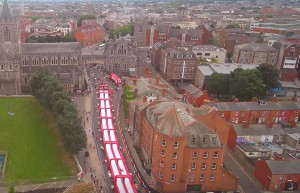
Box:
33, 184, 41, 191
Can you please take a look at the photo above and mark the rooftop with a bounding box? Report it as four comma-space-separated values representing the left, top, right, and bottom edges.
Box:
192, 45, 226, 52
266, 160, 300, 174
21, 42, 82, 54
233, 124, 285, 136
236, 43, 278, 52
198, 63, 259, 76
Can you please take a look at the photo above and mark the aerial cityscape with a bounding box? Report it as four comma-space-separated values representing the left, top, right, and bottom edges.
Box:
0, 0, 300, 193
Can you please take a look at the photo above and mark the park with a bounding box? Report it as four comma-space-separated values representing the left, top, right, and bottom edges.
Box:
0, 97, 76, 182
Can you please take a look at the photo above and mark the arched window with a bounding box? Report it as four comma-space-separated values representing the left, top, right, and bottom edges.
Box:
4, 27, 11, 42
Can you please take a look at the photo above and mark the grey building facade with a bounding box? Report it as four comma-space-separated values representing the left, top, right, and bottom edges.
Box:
0, 0, 83, 95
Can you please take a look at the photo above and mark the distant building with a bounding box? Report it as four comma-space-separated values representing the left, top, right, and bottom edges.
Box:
254, 160, 300, 191
233, 43, 279, 65
74, 19, 106, 47
192, 45, 227, 63
183, 84, 210, 107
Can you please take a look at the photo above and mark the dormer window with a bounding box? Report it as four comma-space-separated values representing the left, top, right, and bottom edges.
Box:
202, 137, 206, 143
192, 137, 196, 143
291, 47, 295, 52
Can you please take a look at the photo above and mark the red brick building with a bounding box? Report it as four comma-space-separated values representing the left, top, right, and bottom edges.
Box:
210, 99, 300, 126
254, 160, 300, 191
140, 101, 238, 193
19, 17, 33, 43
183, 84, 210, 107
74, 20, 106, 47
145, 24, 211, 47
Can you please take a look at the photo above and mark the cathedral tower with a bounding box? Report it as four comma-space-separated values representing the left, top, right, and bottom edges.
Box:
0, 0, 21, 95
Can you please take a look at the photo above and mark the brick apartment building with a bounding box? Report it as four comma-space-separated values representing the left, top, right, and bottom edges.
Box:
233, 43, 278, 65
210, 99, 300, 126
183, 84, 210, 107
254, 160, 300, 191
160, 47, 197, 85
74, 19, 105, 47
140, 101, 238, 193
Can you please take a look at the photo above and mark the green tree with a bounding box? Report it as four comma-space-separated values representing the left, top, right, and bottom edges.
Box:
9, 186, 14, 193
229, 68, 265, 100
211, 57, 218, 63
226, 24, 240, 29
171, 25, 181, 29
108, 23, 134, 39
77, 14, 97, 27
208, 73, 228, 98
207, 38, 220, 47
257, 64, 280, 90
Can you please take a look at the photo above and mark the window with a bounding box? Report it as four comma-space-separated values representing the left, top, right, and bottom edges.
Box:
296, 111, 298, 115
281, 111, 285, 115
205, 53, 210, 56
212, 163, 217, 170
159, 171, 163, 180
200, 174, 205, 182
161, 139, 166, 147
160, 160, 164, 168
161, 150, 165, 157
214, 152, 219, 158
291, 47, 295, 51
288, 176, 292, 181
221, 112, 224, 117
193, 152, 198, 159
174, 141, 179, 149
262, 111, 265, 115
189, 174, 195, 182
170, 174, 175, 182
171, 163, 176, 170
192, 137, 196, 143
279, 176, 283, 181
202, 137, 206, 143
173, 152, 178, 159
212, 137, 216, 144
203, 152, 208, 158
274, 184, 278, 190
192, 163, 197, 170
210, 174, 215, 181
4, 27, 11, 42
202, 163, 206, 170
235, 112, 238, 116
9, 64, 12, 71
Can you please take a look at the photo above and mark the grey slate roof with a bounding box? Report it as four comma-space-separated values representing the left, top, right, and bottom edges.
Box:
193, 45, 226, 52
169, 29, 202, 38
237, 143, 259, 152
233, 124, 285, 136
210, 101, 300, 111
184, 84, 203, 98
236, 43, 278, 52
20, 42, 82, 54
197, 63, 259, 76
266, 160, 300, 174
0, 0, 12, 20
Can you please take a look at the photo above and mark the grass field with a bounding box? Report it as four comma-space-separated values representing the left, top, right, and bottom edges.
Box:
0, 97, 76, 182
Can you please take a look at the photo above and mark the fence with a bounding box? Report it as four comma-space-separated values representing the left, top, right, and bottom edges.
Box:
0, 151, 7, 180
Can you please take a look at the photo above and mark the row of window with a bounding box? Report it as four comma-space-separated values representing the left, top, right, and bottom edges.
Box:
158, 172, 215, 182
221, 111, 291, 117
159, 161, 217, 170
0, 64, 13, 71
160, 149, 219, 159
22, 57, 78, 66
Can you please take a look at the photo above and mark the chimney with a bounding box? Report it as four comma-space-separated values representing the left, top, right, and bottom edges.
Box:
243, 35, 247, 44
155, 75, 160, 85
132, 76, 137, 86
161, 85, 168, 97
233, 98, 239, 103
272, 97, 278, 103
134, 88, 138, 98
143, 96, 147, 103
243, 122, 249, 129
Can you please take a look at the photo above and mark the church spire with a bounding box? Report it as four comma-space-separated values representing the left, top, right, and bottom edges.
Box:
1, 0, 13, 20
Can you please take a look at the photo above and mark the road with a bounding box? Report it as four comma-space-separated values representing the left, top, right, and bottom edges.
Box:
224, 150, 262, 193
88, 68, 145, 193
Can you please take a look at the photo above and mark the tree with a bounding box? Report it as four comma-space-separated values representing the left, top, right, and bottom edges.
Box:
229, 68, 265, 100
211, 57, 218, 63
208, 73, 228, 98
257, 64, 280, 90
9, 186, 14, 193
108, 23, 134, 39
77, 14, 96, 27
171, 25, 181, 29
226, 24, 240, 29
207, 37, 220, 47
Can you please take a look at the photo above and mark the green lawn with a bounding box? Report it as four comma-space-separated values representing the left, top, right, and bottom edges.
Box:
0, 97, 76, 182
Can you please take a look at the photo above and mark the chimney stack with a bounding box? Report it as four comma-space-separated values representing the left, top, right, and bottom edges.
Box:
143, 96, 147, 103
155, 75, 160, 85
233, 98, 239, 103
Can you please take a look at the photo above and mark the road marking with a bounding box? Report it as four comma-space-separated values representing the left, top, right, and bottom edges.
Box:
226, 151, 262, 193
33, 184, 41, 190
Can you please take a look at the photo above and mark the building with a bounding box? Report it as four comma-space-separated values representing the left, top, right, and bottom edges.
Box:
254, 160, 300, 191
233, 43, 279, 65
74, 19, 106, 47
140, 101, 238, 193
104, 36, 147, 76
209, 99, 300, 125
0, 0, 84, 95
284, 133, 300, 150
158, 47, 198, 85
195, 63, 259, 89
183, 84, 210, 107
192, 45, 227, 63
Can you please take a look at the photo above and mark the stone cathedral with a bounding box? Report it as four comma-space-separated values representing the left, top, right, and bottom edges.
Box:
0, 0, 84, 95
